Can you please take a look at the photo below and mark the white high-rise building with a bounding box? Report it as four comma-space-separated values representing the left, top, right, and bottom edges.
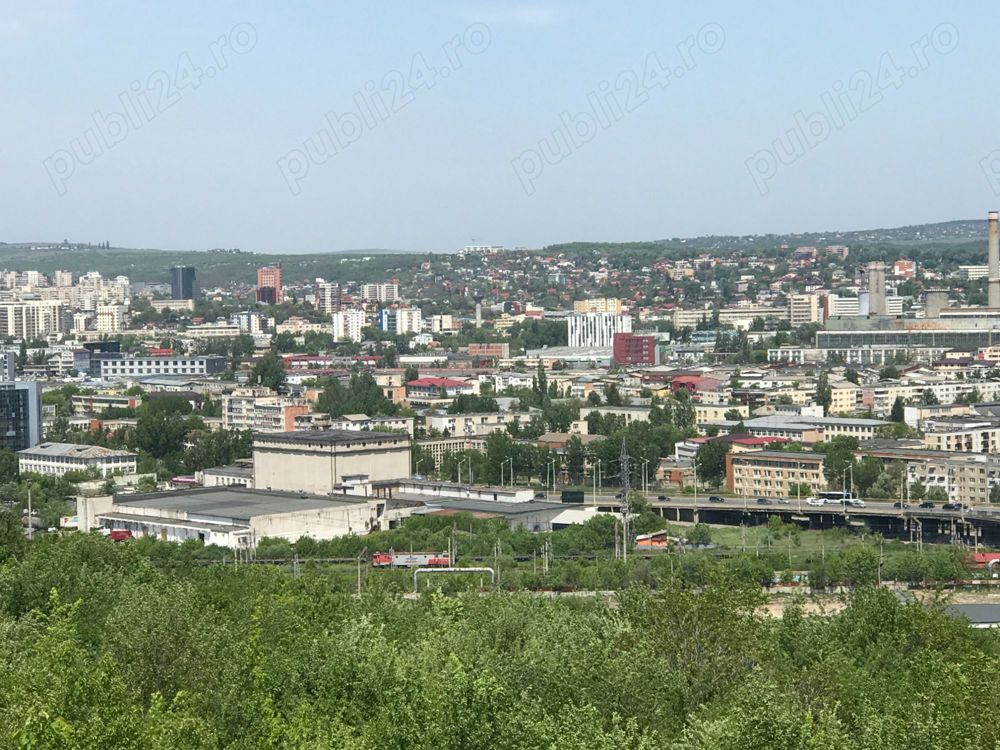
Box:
0, 301, 65, 340
332, 310, 365, 343
788, 293, 823, 326
567, 313, 632, 348
95, 304, 124, 333
315, 280, 342, 313
395, 308, 423, 334
53, 270, 73, 288
361, 283, 399, 303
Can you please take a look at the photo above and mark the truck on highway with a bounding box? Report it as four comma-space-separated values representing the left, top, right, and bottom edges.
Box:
560, 489, 585, 503
371, 551, 450, 568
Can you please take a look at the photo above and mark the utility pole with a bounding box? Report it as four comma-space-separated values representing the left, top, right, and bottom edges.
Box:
620, 438, 631, 562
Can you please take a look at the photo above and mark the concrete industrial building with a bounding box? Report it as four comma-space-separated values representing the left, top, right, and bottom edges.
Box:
252, 430, 411, 495
18, 442, 137, 477
867, 262, 887, 317
96, 486, 384, 549
671, 305, 790, 329
820, 212, 1000, 356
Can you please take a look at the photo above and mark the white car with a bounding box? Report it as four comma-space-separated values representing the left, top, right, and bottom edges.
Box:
805, 497, 824, 506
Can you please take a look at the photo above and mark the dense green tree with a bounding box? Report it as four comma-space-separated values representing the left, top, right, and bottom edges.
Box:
890, 396, 905, 422
249, 351, 287, 391
695, 439, 730, 486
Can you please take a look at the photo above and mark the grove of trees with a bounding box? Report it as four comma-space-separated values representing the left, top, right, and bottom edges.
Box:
0, 532, 994, 747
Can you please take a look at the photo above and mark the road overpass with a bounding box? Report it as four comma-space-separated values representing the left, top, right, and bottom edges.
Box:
583, 493, 1000, 546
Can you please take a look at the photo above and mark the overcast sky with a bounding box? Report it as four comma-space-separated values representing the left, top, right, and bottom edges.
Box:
1, 0, 994, 252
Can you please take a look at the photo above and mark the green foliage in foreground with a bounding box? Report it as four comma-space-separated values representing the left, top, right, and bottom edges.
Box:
0, 534, 998, 748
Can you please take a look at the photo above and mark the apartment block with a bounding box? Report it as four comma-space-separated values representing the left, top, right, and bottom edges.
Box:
922, 417, 1000, 454
573, 298, 623, 314
725, 450, 825, 498
361, 283, 400, 303
788, 293, 824, 326
332, 310, 365, 343
99, 355, 227, 379
0, 300, 65, 340
223, 388, 311, 432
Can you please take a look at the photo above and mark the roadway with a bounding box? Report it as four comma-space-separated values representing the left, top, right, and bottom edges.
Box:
574, 492, 1000, 523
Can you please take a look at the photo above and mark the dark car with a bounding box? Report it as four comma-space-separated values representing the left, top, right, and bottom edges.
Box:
893, 501, 911, 509
942, 503, 961, 511
534, 492, 546, 499
708, 495, 725, 503
614, 492, 624, 499
756, 497, 771, 505
657, 495, 668, 501
918, 501, 935, 509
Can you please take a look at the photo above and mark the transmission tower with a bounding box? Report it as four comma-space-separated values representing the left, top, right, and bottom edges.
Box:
620, 438, 631, 561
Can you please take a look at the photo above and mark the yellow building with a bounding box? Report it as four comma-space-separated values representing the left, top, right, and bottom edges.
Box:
725, 450, 825, 498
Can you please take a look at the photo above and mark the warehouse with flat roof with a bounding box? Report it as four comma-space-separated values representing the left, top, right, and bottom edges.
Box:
96, 486, 383, 549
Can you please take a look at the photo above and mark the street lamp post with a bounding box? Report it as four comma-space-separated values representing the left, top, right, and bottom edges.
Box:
641, 458, 650, 494
591, 458, 602, 504
501, 457, 513, 487
692, 454, 699, 509
547, 458, 557, 498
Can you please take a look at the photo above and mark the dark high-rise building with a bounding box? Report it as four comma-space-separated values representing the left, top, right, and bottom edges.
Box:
0, 381, 41, 451
171, 266, 197, 300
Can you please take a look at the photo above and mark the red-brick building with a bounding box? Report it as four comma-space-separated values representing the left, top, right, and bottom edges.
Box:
612, 332, 658, 366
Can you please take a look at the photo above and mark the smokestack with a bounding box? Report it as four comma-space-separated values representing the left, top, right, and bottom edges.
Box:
867, 261, 887, 316
475, 300, 483, 328
989, 210, 1000, 308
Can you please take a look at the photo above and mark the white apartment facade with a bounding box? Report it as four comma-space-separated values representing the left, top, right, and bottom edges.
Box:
0, 300, 65, 340
18, 442, 137, 477
568, 312, 632, 348
332, 310, 365, 343
361, 283, 400, 303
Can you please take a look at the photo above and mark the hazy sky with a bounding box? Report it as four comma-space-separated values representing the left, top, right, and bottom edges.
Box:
1, 1, 995, 252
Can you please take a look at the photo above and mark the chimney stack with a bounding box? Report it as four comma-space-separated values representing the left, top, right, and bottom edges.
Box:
989, 210, 1000, 307
867, 261, 887, 316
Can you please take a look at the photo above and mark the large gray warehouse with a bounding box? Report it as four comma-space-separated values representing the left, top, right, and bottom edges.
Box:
96, 486, 384, 550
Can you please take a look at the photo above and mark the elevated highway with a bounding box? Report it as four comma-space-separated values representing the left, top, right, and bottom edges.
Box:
583, 493, 1000, 546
